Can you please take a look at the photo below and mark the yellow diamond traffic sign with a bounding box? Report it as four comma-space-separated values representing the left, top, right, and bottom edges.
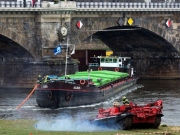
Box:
128, 18, 133, 26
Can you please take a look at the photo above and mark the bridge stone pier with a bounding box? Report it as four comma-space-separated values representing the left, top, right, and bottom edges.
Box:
1, 1, 180, 88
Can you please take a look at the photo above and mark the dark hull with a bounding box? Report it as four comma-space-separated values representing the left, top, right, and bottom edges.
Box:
35, 78, 138, 108
92, 112, 162, 130
92, 116, 120, 129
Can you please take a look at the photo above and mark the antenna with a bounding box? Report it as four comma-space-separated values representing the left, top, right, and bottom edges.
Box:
65, 36, 68, 78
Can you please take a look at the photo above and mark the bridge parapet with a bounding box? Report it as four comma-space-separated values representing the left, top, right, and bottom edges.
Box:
76, 2, 180, 11
41, 1, 76, 9
0, 1, 41, 8
0, 1, 180, 11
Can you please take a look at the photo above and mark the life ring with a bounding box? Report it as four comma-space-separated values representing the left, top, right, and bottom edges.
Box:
80, 80, 86, 85
98, 67, 102, 71
115, 68, 119, 72
65, 91, 73, 101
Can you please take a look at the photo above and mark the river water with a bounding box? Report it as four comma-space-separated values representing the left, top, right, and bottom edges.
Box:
0, 79, 180, 131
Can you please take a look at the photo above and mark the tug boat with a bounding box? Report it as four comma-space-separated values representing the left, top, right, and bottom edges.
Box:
35, 56, 138, 109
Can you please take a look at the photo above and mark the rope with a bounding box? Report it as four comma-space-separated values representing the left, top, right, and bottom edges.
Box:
16, 84, 38, 110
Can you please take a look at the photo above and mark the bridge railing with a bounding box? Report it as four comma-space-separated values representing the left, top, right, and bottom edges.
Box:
0, 1, 180, 10
76, 2, 180, 10
0, 1, 41, 8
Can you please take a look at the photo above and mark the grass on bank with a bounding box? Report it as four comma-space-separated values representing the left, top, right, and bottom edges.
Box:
0, 119, 180, 135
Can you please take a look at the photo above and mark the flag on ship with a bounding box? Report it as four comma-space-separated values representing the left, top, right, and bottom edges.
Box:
54, 46, 62, 55
70, 45, 75, 55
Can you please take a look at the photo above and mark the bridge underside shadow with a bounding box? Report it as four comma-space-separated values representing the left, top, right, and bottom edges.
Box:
93, 26, 179, 57
0, 35, 33, 61
77, 26, 180, 78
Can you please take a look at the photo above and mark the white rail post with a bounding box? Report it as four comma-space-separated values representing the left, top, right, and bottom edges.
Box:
0, 1, 5, 8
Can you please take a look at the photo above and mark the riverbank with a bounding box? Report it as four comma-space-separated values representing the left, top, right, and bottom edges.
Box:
0, 119, 180, 135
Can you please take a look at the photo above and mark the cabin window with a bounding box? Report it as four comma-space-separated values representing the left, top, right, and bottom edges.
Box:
119, 59, 122, 62
106, 58, 109, 63
107, 58, 112, 63
109, 58, 113, 63
113, 58, 117, 63
101, 58, 105, 63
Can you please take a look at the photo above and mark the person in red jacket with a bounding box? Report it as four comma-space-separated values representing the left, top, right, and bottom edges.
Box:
32, 0, 36, 7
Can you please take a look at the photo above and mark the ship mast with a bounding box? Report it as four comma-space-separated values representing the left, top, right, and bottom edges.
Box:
65, 36, 69, 78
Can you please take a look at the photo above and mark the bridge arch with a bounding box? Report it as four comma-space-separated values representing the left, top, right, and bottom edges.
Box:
0, 25, 36, 59
71, 15, 180, 54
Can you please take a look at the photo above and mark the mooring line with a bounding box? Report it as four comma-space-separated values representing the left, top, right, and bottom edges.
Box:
16, 84, 38, 110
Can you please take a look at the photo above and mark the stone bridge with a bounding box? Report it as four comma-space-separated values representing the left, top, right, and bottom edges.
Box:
0, 0, 180, 88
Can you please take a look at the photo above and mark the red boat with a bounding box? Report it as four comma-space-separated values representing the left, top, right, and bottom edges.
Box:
91, 100, 163, 130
